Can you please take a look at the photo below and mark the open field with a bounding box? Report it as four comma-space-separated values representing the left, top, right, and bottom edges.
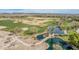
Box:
0, 13, 79, 50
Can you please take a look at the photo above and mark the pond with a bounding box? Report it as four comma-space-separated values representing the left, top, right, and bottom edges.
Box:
46, 38, 74, 50
36, 34, 45, 41
36, 34, 74, 50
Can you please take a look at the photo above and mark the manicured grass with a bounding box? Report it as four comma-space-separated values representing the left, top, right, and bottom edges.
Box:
44, 20, 57, 26
0, 20, 27, 29
23, 26, 46, 35
0, 20, 46, 35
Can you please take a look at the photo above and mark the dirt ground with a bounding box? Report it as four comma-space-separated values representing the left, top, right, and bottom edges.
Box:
0, 30, 48, 50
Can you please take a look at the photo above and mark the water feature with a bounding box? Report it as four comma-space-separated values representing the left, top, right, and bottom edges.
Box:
36, 34, 74, 50
45, 38, 74, 50
36, 34, 45, 41
52, 26, 64, 34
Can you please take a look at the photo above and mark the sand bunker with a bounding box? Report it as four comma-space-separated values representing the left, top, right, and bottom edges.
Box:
0, 26, 7, 29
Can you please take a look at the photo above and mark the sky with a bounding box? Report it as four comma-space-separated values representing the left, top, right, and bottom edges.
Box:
0, 9, 79, 14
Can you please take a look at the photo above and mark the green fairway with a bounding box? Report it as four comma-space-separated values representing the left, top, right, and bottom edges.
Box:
0, 20, 46, 35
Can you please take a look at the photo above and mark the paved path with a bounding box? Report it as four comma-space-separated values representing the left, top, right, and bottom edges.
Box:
35, 34, 53, 45
35, 37, 50, 45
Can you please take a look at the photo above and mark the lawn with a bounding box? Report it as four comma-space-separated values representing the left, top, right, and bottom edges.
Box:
0, 20, 46, 35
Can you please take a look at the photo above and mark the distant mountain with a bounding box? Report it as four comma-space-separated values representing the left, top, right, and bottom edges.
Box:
0, 9, 79, 14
